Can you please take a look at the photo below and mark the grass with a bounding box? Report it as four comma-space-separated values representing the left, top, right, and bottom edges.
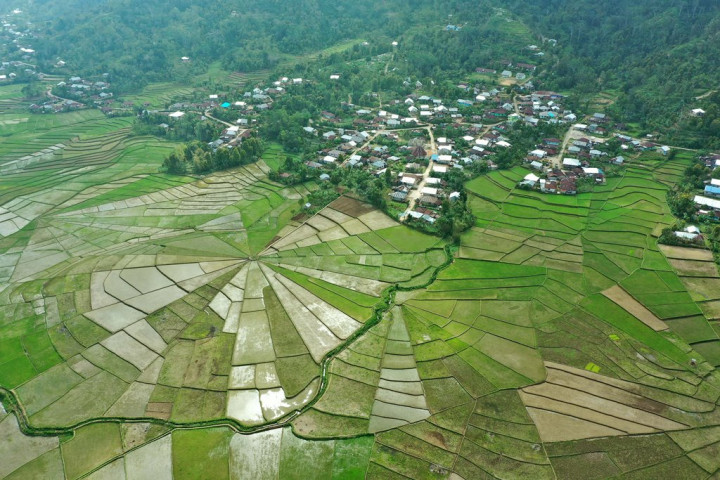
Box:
172, 428, 232, 480
331, 436, 374, 479
30, 371, 128, 427
279, 427, 335, 479
61, 423, 123, 479
267, 264, 375, 321
261, 142, 299, 171
580, 294, 690, 364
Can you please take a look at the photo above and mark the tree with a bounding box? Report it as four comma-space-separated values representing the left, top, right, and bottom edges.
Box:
163, 152, 185, 174
667, 191, 697, 220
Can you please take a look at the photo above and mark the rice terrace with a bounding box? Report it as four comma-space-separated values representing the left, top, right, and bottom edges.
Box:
3, 1, 720, 479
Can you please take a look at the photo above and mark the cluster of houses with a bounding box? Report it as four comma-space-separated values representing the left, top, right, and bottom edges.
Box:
476, 57, 541, 82
28, 75, 115, 113
54, 76, 113, 100
694, 157, 720, 220
0, 8, 41, 83
29, 97, 84, 113
613, 132, 671, 155
166, 77, 306, 120
673, 225, 704, 243
519, 160, 604, 195
509, 91, 573, 126
0, 59, 35, 83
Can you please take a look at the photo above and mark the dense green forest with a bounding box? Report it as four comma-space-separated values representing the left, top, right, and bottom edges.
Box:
26, 0, 479, 91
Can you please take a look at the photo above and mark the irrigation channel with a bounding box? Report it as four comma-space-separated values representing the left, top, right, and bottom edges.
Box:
0, 242, 458, 441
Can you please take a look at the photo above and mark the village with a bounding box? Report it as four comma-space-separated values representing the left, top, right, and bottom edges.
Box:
2, 27, 693, 231
0, 8, 44, 85
691, 152, 720, 222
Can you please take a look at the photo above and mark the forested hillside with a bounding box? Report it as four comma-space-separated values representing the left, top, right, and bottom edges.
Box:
503, 0, 720, 143
25, 0, 482, 91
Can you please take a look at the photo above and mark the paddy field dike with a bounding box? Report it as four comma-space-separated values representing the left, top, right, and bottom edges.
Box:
2, 121, 720, 479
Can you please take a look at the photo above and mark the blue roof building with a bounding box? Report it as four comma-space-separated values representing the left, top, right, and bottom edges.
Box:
704, 185, 720, 196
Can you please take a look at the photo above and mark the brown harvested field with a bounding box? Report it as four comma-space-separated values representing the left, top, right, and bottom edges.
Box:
666, 258, 719, 277
525, 408, 623, 442
678, 277, 720, 301
602, 285, 668, 331
659, 245, 715, 261
520, 362, 689, 442
699, 300, 720, 320
328, 196, 376, 217
145, 402, 172, 420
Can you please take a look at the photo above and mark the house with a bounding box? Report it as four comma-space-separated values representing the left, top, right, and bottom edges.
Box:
530, 149, 547, 158
530, 160, 543, 170
322, 131, 336, 140
401, 176, 417, 187
521, 173, 540, 187
421, 187, 439, 197
563, 158, 581, 168
391, 191, 408, 203
660, 146, 671, 155
704, 185, 720, 197
425, 177, 442, 186
411, 146, 427, 158
168, 111, 185, 119
674, 231, 702, 242
694, 195, 720, 210
419, 195, 442, 207
692, 108, 706, 117
540, 179, 557, 193
501, 70, 512, 78
486, 109, 508, 118
558, 178, 577, 195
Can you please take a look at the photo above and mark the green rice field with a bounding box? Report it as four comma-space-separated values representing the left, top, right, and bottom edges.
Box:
2, 97, 720, 478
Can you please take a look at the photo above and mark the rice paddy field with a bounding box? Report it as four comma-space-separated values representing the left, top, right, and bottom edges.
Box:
2, 119, 720, 479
